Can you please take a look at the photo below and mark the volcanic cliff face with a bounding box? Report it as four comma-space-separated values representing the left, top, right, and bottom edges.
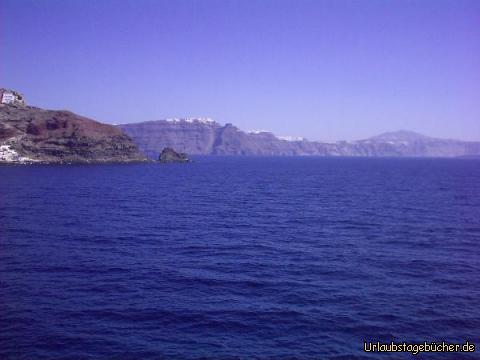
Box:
119, 118, 220, 158
0, 103, 146, 164
119, 120, 480, 159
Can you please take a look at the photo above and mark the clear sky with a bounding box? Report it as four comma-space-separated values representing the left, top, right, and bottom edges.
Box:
1, 0, 479, 141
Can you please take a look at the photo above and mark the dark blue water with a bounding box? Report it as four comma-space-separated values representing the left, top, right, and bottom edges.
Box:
1, 157, 479, 359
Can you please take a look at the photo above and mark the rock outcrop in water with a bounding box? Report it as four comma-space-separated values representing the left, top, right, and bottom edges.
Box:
158, 147, 190, 163
0, 93, 147, 164
119, 120, 480, 158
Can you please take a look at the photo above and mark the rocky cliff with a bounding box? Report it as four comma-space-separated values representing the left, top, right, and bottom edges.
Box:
119, 118, 220, 159
0, 103, 146, 164
119, 120, 480, 158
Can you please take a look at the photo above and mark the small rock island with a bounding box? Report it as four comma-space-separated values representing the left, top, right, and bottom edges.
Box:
158, 147, 190, 163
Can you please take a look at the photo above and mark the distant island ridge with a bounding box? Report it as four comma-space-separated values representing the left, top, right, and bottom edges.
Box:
118, 118, 480, 159
1, 88, 479, 164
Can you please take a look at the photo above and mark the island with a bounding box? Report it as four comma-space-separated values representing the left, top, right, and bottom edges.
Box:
158, 147, 190, 163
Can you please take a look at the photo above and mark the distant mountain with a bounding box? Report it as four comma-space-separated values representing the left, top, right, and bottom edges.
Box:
358, 130, 480, 157
367, 130, 430, 142
0, 98, 146, 164
119, 120, 480, 159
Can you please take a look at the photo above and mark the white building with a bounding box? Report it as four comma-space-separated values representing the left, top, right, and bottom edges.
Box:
0, 89, 25, 105
1, 92, 15, 104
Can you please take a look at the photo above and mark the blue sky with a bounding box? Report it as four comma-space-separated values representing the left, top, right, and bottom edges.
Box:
1, 0, 479, 141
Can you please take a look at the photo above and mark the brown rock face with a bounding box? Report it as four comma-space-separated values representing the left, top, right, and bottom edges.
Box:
0, 104, 147, 163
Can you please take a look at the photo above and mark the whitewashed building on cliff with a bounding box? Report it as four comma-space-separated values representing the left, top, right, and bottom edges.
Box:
0, 88, 25, 105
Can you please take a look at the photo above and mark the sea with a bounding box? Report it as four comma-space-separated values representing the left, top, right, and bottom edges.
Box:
1, 157, 479, 359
